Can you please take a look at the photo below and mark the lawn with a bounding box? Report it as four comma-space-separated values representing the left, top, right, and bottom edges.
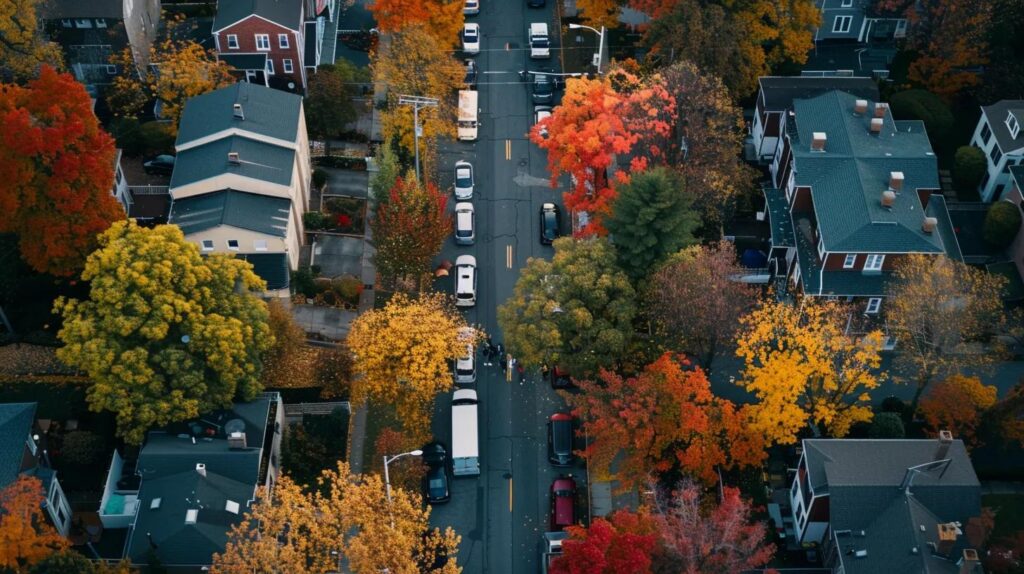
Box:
983, 493, 1024, 542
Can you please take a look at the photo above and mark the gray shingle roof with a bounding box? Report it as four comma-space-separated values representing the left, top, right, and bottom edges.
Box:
170, 136, 296, 189
0, 403, 36, 487
803, 438, 979, 492
791, 91, 947, 254
764, 187, 796, 248
213, 0, 303, 32
175, 82, 302, 146
759, 76, 879, 111
218, 53, 268, 71
40, 0, 123, 19
169, 190, 291, 237
981, 100, 1024, 155
236, 253, 290, 290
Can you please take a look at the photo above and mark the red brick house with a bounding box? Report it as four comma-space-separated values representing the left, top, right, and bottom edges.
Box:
213, 0, 336, 93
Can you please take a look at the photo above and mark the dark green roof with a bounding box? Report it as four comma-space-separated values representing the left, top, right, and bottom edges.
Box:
169, 190, 291, 237
237, 253, 290, 290
170, 136, 296, 188
218, 53, 267, 71
791, 91, 948, 254
175, 82, 302, 146
213, 0, 303, 32
0, 403, 36, 487
764, 187, 796, 248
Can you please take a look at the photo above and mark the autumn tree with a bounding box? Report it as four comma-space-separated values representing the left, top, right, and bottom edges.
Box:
497, 237, 636, 375
0, 476, 67, 570
347, 292, 472, 442
550, 510, 660, 574
0, 0, 64, 81
605, 167, 700, 280
368, 0, 464, 47
735, 297, 886, 445
647, 242, 759, 369
0, 66, 123, 276
54, 222, 274, 444
988, 380, 1024, 448
108, 15, 234, 132
919, 375, 997, 449
575, 0, 622, 28
886, 254, 1006, 415
305, 60, 366, 147
261, 299, 308, 387
651, 480, 774, 574
371, 173, 452, 287
568, 353, 764, 490
532, 69, 675, 234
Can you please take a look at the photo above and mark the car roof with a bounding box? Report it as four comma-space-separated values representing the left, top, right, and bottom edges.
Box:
456, 254, 476, 266
550, 412, 573, 422
453, 388, 477, 401
455, 202, 474, 212
465, 23, 478, 31
552, 477, 575, 489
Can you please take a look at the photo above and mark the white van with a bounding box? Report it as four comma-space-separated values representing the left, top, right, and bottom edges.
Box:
451, 389, 480, 476
457, 90, 479, 141
529, 22, 550, 59
455, 255, 477, 307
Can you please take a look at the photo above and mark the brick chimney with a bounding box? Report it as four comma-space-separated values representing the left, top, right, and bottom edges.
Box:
870, 118, 884, 134
854, 99, 868, 115
889, 171, 904, 192
959, 549, 980, 574
811, 132, 827, 151
874, 102, 889, 118
937, 522, 961, 556
936, 430, 953, 460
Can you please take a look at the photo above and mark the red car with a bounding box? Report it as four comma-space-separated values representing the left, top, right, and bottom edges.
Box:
550, 476, 576, 530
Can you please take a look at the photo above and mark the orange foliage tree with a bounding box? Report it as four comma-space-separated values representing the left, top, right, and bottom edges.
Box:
368, 0, 463, 47
0, 66, 122, 276
566, 353, 764, 491
531, 68, 675, 235
550, 510, 660, 574
918, 375, 997, 448
0, 476, 67, 570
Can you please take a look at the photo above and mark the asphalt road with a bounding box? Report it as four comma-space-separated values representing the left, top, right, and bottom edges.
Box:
425, 3, 588, 573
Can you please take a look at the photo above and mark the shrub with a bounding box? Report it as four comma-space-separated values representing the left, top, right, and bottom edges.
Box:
292, 267, 318, 298
889, 90, 954, 141
312, 168, 329, 189
108, 117, 144, 156
303, 211, 327, 230
138, 121, 175, 156
60, 431, 106, 466
869, 412, 906, 438
953, 146, 987, 192
880, 396, 907, 415
331, 275, 364, 305
984, 201, 1022, 249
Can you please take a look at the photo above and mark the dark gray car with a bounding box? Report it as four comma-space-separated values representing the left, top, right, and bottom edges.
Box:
532, 72, 554, 104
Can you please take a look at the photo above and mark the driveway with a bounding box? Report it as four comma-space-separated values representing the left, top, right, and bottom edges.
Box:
321, 167, 370, 200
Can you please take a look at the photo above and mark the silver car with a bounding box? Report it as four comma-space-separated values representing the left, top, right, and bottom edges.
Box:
455, 161, 474, 200
455, 202, 475, 245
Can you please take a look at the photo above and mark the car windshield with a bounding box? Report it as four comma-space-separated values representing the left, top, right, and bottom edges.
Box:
554, 488, 572, 497
552, 421, 571, 452
429, 478, 446, 492
543, 212, 557, 237
465, 29, 477, 40
456, 170, 472, 186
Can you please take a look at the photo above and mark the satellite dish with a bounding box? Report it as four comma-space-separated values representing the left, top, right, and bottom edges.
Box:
288, 82, 296, 90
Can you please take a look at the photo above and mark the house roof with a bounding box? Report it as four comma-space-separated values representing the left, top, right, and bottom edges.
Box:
176, 82, 302, 147
759, 76, 879, 111
236, 253, 290, 290
40, 0, 123, 19
170, 136, 296, 189
213, 0, 303, 32
169, 190, 291, 237
802, 45, 898, 77
802, 438, 979, 492
981, 100, 1024, 155
218, 52, 268, 71
127, 397, 274, 566
790, 90, 948, 254
0, 403, 36, 487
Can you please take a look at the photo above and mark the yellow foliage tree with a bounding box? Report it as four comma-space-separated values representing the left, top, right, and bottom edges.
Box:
347, 292, 474, 442
0, 0, 64, 81
577, 0, 622, 28
735, 297, 885, 445
0, 476, 67, 570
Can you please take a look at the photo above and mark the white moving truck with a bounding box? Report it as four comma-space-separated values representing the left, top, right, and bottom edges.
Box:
457, 90, 478, 141
451, 388, 480, 476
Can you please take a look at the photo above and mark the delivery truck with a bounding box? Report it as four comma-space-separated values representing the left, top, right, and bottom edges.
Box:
451, 388, 480, 476
457, 90, 478, 141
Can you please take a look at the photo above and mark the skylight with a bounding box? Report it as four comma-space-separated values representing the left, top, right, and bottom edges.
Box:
185, 508, 199, 524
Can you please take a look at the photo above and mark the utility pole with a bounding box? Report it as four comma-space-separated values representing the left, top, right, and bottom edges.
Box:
397, 95, 439, 181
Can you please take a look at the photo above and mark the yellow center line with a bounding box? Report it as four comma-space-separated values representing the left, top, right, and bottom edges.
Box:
506, 244, 513, 269
505, 139, 511, 161
508, 477, 514, 511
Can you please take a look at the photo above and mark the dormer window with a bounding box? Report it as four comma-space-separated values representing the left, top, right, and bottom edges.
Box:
1008, 112, 1021, 140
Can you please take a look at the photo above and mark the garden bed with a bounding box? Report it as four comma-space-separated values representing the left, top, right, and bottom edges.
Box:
314, 155, 368, 171
305, 196, 366, 235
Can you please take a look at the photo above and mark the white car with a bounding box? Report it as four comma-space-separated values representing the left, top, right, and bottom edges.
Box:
454, 326, 477, 384
463, 0, 479, 15
454, 160, 474, 200
455, 255, 477, 307
463, 23, 480, 55
534, 106, 552, 138
455, 202, 475, 245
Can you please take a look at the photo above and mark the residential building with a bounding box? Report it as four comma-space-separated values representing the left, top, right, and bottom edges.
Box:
1004, 166, 1024, 284
813, 0, 907, 44
168, 82, 311, 296
969, 100, 1024, 202
98, 393, 284, 569
789, 433, 983, 574
112, 149, 131, 214
212, 0, 337, 93
0, 403, 73, 537
39, 0, 161, 95
761, 89, 961, 328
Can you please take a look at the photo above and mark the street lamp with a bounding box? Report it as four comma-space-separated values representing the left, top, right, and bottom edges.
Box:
397, 95, 438, 181
568, 23, 606, 74
383, 449, 423, 504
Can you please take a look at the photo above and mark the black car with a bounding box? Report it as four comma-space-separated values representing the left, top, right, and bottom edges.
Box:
463, 59, 478, 89
540, 202, 561, 245
532, 72, 554, 104
143, 154, 175, 176
548, 413, 576, 466
422, 442, 451, 504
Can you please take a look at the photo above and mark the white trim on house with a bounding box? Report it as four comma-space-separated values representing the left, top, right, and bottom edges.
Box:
832, 15, 853, 33
213, 13, 301, 34
864, 253, 884, 271
866, 297, 882, 314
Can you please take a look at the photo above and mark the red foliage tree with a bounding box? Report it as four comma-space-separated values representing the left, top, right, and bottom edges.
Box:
530, 68, 674, 235
550, 510, 659, 574
0, 66, 122, 276
653, 481, 774, 574
370, 175, 452, 285
566, 353, 765, 491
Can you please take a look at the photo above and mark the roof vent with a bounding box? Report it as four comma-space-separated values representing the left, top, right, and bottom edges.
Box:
228, 431, 247, 450
185, 508, 198, 524
228, 152, 240, 164
870, 118, 884, 134
150, 497, 162, 510
936, 430, 953, 460
233, 103, 244, 120
881, 190, 896, 208
922, 216, 938, 234
196, 463, 207, 478
811, 132, 827, 152
854, 99, 868, 115
225, 500, 240, 515
855, 550, 868, 558
889, 171, 904, 192
874, 102, 889, 118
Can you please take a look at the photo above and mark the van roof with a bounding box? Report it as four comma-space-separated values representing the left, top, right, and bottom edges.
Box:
530, 22, 548, 33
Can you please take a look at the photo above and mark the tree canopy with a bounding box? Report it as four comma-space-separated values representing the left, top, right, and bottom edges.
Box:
919, 375, 997, 449
550, 510, 660, 574
368, 0, 464, 47
305, 60, 366, 142
0, 476, 67, 570
371, 174, 452, 287
55, 222, 274, 444
0, 0, 64, 81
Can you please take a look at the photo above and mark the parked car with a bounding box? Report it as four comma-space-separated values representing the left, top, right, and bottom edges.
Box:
540, 202, 561, 245
463, 59, 478, 89
454, 160, 474, 200
455, 255, 477, 307
534, 106, 552, 138
422, 442, 451, 504
463, 23, 480, 55
550, 476, 577, 530
454, 326, 477, 384
550, 365, 573, 389
455, 202, 475, 246
143, 154, 175, 175
532, 72, 554, 104
464, 0, 479, 14
547, 413, 575, 466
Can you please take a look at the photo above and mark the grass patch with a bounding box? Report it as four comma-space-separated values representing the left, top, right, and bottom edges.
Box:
983, 493, 1024, 541
359, 399, 400, 473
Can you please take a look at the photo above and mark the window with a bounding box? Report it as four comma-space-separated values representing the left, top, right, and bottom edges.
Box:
865, 254, 885, 271
866, 298, 882, 314
278, 33, 290, 49
185, 509, 198, 524
201, 240, 214, 251
266, 59, 274, 75
843, 253, 856, 269
227, 34, 239, 49
1007, 112, 1021, 140
894, 19, 908, 38
817, 238, 826, 259
96, 19, 107, 28
227, 239, 240, 250
282, 59, 293, 73
981, 123, 992, 145
833, 15, 852, 33
255, 34, 270, 51
254, 239, 268, 251
60, 19, 72, 28
74, 19, 93, 28
106, 65, 117, 75
841, 0, 853, 6
990, 144, 1003, 166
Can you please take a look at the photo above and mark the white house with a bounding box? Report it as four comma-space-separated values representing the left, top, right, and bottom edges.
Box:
969, 100, 1024, 202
